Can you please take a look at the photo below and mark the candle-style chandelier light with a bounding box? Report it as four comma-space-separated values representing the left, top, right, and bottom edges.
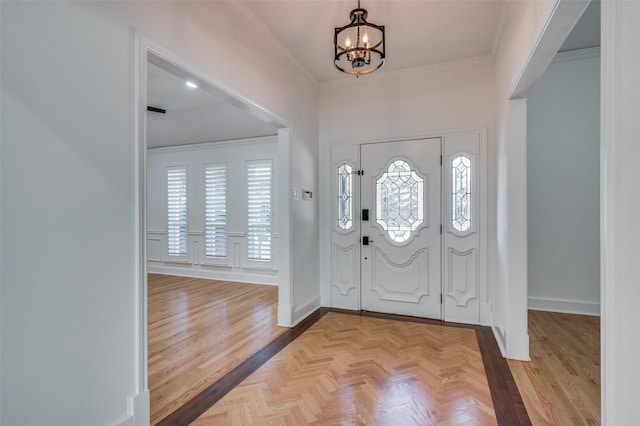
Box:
334, 0, 386, 77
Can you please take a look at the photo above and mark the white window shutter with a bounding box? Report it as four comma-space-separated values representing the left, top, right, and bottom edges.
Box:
247, 161, 272, 261
167, 167, 188, 257
204, 165, 227, 258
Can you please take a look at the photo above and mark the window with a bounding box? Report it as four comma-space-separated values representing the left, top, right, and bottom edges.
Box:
337, 163, 353, 230
452, 155, 472, 232
167, 167, 188, 256
376, 159, 424, 243
205, 164, 227, 258
247, 160, 272, 261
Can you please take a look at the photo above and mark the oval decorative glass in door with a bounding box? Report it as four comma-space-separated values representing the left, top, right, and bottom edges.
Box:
376, 159, 424, 243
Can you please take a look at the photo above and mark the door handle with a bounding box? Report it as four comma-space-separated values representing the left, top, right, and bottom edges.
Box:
362, 236, 373, 245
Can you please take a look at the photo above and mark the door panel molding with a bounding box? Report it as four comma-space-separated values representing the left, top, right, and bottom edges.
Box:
446, 248, 478, 307
371, 247, 430, 302
332, 244, 358, 296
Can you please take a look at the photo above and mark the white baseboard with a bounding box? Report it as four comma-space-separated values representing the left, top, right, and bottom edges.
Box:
131, 391, 150, 426
110, 391, 150, 426
528, 296, 600, 316
490, 320, 530, 361
491, 316, 507, 358
292, 296, 321, 326
148, 263, 278, 286
278, 303, 294, 327
480, 302, 493, 326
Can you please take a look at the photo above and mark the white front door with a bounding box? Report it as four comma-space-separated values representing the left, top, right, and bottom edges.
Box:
360, 138, 442, 319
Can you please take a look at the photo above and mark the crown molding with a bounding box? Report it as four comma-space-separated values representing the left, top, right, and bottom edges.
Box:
231, 1, 320, 89
147, 135, 278, 154
320, 54, 493, 91
489, 1, 510, 63
553, 46, 600, 63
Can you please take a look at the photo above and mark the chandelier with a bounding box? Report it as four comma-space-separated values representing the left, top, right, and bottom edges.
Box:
334, 0, 386, 77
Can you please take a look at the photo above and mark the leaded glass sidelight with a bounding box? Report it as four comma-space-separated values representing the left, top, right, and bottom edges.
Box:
452, 155, 472, 232
376, 159, 424, 243
337, 163, 353, 230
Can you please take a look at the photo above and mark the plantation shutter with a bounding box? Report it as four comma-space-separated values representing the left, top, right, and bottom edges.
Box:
204, 165, 227, 258
247, 160, 272, 261
167, 167, 188, 256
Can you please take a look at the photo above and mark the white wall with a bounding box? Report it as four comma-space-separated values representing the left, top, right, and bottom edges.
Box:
527, 50, 600, 315
492, 0, 579, 360
494, 0, 556, 360
601, 1, 640, 422
147, 138, 279, 285
0, 2, 319, 425
319, 61, 496, 321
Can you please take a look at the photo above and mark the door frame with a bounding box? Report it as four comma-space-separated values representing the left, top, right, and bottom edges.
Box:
325, 129, 488, 324
133, 33, 294, 401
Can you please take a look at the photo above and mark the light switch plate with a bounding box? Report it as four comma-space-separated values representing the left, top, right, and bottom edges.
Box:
292, 186, 300, 200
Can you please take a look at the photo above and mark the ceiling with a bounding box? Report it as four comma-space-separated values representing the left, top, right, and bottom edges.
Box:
559, 0, 600, 52
147, 0, 600, 148
146, 62, 278, 149
243, 0, 505, 82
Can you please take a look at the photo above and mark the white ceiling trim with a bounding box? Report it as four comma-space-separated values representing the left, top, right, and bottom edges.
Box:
233, 1, 320, 87
552, 46, 600, 64
319, 54, 493, 91
508, 0, 588, 99
489, 1, 509, 63
147, 135, 278, 155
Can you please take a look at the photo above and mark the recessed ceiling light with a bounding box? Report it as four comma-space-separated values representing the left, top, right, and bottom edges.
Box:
186, 81, 198, 89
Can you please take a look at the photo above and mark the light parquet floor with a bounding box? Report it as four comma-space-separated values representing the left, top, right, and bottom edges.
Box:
193, 312, 498, 426
508, 310, 600, 425
147, 274, 285, 425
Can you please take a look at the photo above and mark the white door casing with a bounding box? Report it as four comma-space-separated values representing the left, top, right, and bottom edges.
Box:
361, 138, 442, 319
